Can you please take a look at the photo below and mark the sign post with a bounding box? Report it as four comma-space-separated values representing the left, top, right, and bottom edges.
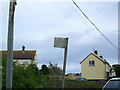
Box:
54, 37, 68, 88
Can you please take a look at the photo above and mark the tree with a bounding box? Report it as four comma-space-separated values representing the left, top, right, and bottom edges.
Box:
113, 64, 120, 77
48, 62, 63, 79
40, 64, 49, 75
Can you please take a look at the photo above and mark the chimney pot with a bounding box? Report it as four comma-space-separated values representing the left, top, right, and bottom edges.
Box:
22, 46, 25, 52
94, 50, 98, 55
100, 56, 103, 59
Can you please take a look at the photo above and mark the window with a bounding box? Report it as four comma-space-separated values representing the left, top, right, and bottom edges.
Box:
104, 80, 120, 89
89, 61, 95, 66
23, 61, 29, 65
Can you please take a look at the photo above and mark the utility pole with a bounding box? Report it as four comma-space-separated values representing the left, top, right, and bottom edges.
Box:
118, 1, 120, 64
6, 0, 17, 88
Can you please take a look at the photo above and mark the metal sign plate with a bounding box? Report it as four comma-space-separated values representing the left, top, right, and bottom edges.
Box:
54, 37, 67, 48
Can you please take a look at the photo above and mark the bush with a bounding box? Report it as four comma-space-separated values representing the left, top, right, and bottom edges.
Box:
113, 65, 120, 77
1, 56, 41, 88
40, 64, 49, 75
48, 62, 62, 80
40, 75, 50, 81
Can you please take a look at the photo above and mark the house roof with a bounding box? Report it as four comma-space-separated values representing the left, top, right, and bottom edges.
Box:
80, 53, 111, 67
0, 50, 36, 60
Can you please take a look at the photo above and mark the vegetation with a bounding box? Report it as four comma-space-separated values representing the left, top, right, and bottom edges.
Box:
1, 57, 63, 89
1, 57, 106, 89
1, 56, 41, 88
64, 80, 106, 88
12, 64, 41, 88
39, 62, 63, 79
0, 71, 1, 88
37, 79, 106, 88
48, 62, 62, 79
113, 64, 120, 77
1, 56, 7, 89
40, 64, 49, 75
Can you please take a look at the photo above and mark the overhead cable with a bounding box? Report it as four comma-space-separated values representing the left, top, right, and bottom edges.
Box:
72, 0, 119, 51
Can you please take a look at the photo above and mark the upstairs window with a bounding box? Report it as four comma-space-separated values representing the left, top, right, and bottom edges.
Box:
89, 61, 95, 66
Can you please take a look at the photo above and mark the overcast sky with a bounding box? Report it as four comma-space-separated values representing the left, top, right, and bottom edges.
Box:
1, 0, 119, 73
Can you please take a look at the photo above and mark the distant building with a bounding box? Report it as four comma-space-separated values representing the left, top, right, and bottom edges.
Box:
0, 46, 37, 66
80, 50, 113, 80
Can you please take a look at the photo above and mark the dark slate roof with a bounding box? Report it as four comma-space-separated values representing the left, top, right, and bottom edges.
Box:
80, 53, 111, 67
0, 50, 36, 60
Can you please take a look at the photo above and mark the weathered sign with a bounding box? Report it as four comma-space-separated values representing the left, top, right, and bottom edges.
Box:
54, 37, 67, 48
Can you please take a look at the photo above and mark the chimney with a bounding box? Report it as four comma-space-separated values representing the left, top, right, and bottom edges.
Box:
22, 46, 25, 52
100, 56, 103, 59
94, 50, 98, 55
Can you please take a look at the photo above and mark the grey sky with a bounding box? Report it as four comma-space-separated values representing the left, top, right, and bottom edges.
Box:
1, 0, 119, 73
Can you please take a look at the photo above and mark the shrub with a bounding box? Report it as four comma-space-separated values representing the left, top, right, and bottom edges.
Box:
1, 56, 41, 88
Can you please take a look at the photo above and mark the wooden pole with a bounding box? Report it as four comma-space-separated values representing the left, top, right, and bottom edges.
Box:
62, 38, 68, 88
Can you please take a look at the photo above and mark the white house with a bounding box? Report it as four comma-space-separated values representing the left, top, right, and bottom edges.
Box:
0, 46, 37, 66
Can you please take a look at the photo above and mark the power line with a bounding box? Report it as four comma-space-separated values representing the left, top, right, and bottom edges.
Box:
72, 0, 120, 51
